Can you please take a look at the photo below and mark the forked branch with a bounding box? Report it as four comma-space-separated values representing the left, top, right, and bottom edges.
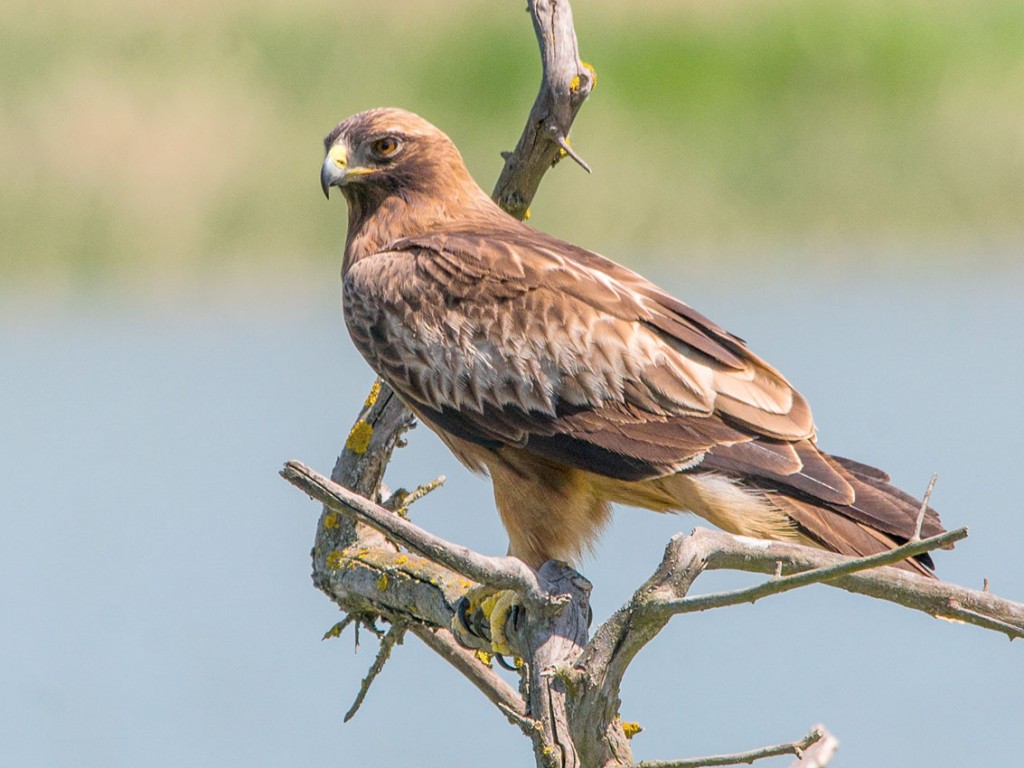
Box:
284, 458, 1024, 768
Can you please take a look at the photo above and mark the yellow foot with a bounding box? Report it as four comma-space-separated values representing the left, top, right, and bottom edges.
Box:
452, 586, 522, 657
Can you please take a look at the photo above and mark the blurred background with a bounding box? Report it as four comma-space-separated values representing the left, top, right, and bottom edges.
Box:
2, 0, 1022, 766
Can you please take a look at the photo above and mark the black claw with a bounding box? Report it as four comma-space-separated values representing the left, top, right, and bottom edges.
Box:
495, 654, 518, 671
473, 608, 492, 643
507, 603, 521, 635
454, 596, 474, 648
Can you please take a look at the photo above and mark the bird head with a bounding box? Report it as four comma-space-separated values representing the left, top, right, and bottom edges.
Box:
320, 108, 475, 202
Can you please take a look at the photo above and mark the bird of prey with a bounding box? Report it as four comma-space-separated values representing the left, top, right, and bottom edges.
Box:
320, 108, 945, 584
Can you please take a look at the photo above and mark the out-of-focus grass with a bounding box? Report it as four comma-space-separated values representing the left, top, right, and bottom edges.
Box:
2, 0, 1022, 292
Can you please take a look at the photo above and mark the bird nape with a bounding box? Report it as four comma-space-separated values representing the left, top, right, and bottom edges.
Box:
319, 107, 947, 585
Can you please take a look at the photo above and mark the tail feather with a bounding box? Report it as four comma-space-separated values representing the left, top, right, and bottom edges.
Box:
717, 446, 948, 575
830, 454, 944, 541
768, 491, 936, 576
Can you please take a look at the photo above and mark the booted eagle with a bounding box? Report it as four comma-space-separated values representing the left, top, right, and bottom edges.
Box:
321, 108, 944, 575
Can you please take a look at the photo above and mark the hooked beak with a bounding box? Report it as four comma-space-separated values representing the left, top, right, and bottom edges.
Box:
320, 144, 348, 199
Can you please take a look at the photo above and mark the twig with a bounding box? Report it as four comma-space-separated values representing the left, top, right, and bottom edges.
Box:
322, 614, 356, 641
554, 134, 592, 173
689, 529, 1024, 639
947, 600, 1023, 640
660, 527, 966, 616
284, 460, 551, 607
498, 702, 545, 737
629, 727, 823, 768
343, 621, 407, 722
785, 725, 838, 768
384, 475, 446, 516
913, 473, 939, 540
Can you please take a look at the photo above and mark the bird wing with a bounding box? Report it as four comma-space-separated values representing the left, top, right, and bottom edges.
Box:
344, 227, 858, 499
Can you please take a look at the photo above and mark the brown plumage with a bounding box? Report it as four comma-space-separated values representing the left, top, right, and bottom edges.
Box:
321, 108, 945, 574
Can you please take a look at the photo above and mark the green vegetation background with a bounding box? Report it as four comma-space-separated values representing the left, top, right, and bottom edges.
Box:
3, 0, 1022, 294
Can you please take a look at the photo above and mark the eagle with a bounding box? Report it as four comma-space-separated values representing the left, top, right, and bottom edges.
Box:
320, 107, 945, 580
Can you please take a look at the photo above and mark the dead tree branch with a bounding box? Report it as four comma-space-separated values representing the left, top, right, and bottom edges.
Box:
492, 0, 595, 219
658, 526, 966, 616
284, 460, 1024, 767
628, 726, 823, 768
287, 460, 551, 607
785, 726, 839, 768
343, 620, 407, 722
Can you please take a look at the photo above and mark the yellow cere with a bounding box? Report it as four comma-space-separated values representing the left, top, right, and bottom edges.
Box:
328, 144, 347, 168
346, 420, 374, 454
323, 512, 340, 529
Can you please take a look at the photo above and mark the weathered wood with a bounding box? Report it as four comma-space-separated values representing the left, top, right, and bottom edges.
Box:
492, 0, 595, 219
286, 456, 1023, 767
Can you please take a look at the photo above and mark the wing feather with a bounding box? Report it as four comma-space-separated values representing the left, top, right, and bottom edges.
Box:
343, 229, 818, 483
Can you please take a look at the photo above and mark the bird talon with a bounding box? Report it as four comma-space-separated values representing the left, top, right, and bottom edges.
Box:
451, 586, 522, 656
495, 653, 519, 671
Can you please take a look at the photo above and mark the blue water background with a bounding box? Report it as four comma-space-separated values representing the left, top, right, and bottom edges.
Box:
2, 262, 1022, 766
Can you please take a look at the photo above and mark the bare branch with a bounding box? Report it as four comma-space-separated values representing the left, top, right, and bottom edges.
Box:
329, 381, 415, 497
492, 0, 595, 219
913, 473, 939, 540
321, 614, 357, 641
383, 475, 446, 516
628, 727, 823, 768
314, 381, 416, 568
343, 621, 407, 722
659, 527, 966, 616
285, 460, 551, 607
785, 726, 839, 768
687, 529, 1024, 639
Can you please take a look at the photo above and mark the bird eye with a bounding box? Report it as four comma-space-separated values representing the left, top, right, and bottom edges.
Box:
371, 136, 400, 158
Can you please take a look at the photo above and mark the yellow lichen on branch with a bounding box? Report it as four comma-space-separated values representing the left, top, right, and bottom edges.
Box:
326, 550, 346, 570
363, 380, 382, 409
621, 721, 643, 739
569, 62, 596, 94
346, 421, 374, 454
581, 60, 596, 88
